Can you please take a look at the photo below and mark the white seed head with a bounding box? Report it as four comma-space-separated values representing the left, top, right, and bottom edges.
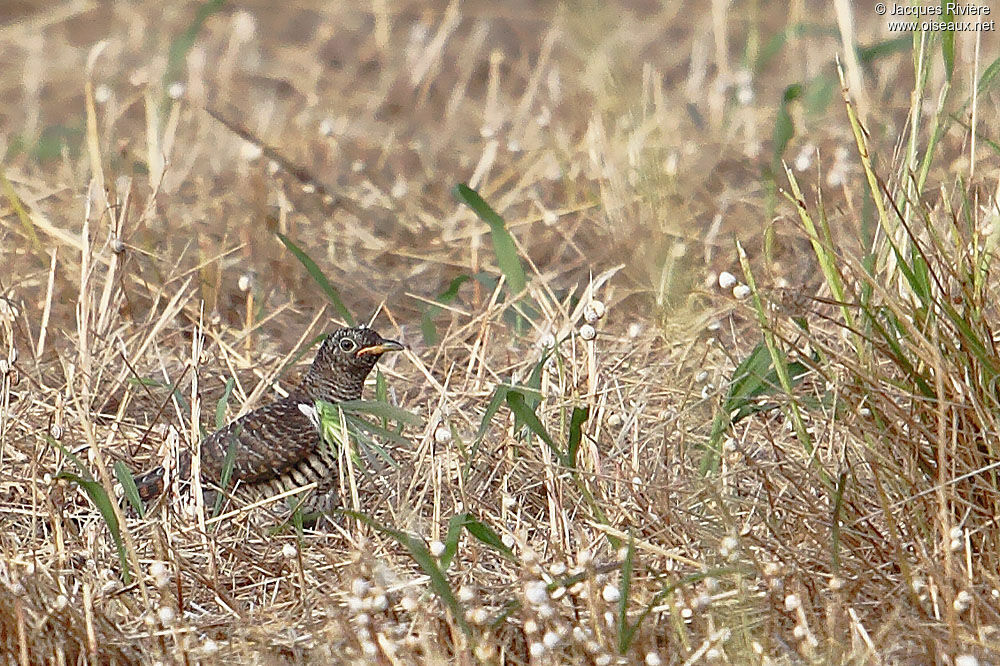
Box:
201, 638, 219, 655
579, 324, 597, 341
954, 590, 973, 612
458, 586, 475, 603
501, 533, 515, 548
601, 583, 621, 603
529, 642, 545, 658
607, 413, 623, 427
732, 284, 751, 299
167, 82, 185, 99
525, 580, 549, 606
434, 425, 452, 444
595, 653, 612, 666
627, 322, 642, 338
543, 630, 560, 649
645, 652, 662, 666
318, 118, 335, 136
584, 300, 606, 323
718, 271, 738, 290
391, 177, 408, 199
157, 605, 176, 625
238, 273, 253, 292
149, 561, 168, 580
54, 594, 68, 611
429, 540, 446, 557
94, 83, 112, 104
524, 618, 539, 634
955, 655, 979, 666
351, 578, 370, 598
949, 526, 963, 541
784, 594, 800, 611
539, 332, 556, 349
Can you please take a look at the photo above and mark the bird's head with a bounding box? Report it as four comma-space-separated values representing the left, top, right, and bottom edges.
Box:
301, 326, 405, 402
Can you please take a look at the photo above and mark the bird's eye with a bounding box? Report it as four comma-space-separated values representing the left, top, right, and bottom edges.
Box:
339, 338, 358, 353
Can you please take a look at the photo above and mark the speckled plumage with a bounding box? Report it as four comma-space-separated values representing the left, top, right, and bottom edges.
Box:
134, 327, 403, 508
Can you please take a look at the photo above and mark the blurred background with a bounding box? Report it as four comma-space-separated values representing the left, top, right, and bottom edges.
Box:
4, 1, 993, 351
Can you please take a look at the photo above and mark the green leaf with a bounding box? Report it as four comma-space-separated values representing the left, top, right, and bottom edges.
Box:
566, 406, 589, 470
58, 472, 131, 584
335, 399, 423, 426
771, 84, 802, 171
617, 533, 636, 653
440, 512, 514, 569
474, 385, 510, 445
345, 511, 471, 638
215, 377, 235, 431
50, 437, 131, 584
461, 515, 514, 560
344, 413, 409, 452
704, 340, 813, 472
940, 1, 955, 80
452, 184, 527, 296
505, 391, 562, 464
164, 0, 224, 89
422, 274, 474, 345
213, 431, 240, 519
857, 36, 911, 65
114, 461, 144, 519
276, 232, 354, 325
978, 54, 1000, 94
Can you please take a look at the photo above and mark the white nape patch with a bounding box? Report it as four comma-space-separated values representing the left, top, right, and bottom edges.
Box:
297, 403, 321, 429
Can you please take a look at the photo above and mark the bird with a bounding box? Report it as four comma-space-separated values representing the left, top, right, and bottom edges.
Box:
132, 326, 404, 512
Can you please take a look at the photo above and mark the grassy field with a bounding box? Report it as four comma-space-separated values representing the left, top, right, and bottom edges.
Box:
2, 1, 1000, 663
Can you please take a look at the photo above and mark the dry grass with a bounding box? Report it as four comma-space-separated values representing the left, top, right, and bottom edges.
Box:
2, 1, 1000, 663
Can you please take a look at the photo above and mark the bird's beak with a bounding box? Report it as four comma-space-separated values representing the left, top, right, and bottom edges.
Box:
356, 339, 405, 357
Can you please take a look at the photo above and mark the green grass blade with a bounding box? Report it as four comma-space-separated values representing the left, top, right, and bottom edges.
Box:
617, 532, 636, 653
505, 390, 562, 465
50, 439, 132, 584
164, 0, 224, 88
114, 461, 144, 519
831, 472, 847, 573
978, 53, 1000, 94
474, 386, 509, 445
57, 472, 131, 584
215, 376, 235, 430
276, 232, 354, 325
452, 184, 527, 296
566, 406, 589, 470
461, 514, 514, 560
213, 432, 240, 519
336, 399, 423, 426
940, 1, 955, 80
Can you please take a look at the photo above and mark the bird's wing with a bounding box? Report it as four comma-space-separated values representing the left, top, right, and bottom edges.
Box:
199, 398, 326, 485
